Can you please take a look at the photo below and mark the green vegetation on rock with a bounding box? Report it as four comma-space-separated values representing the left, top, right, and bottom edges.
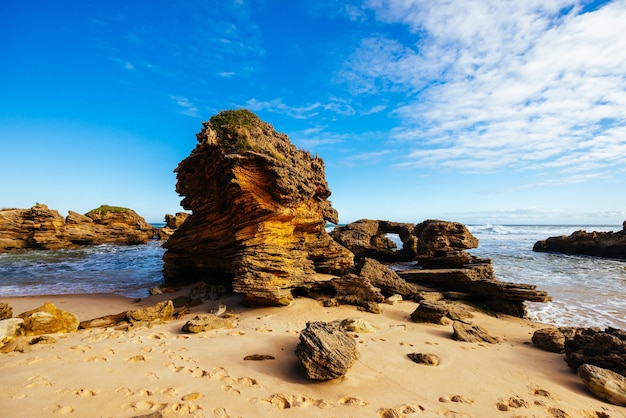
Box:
209, 109, 260, 153
87, 205, 129, 216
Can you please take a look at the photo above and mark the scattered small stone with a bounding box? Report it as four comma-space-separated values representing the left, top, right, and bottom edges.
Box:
384, 294, 403, 305
181, 314, 235, 333
181, 392, 202, 401
29, 335, 57, 345
407, 352, 440, 366
496, 402, 509, 411
450, 395, 473, 404
333, 318, 376, 333
0, 302, 12, 320
244, 354, 275, 361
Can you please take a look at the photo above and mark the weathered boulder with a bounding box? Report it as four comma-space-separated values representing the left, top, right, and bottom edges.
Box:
0, 302, 12, 320
330, 219, 416, 261
295, 321, 359, 380
330, 273, 385, 304
0, 204, 157, 252
533, 222, 626, 259
532, 328, 566, 353
410, 302, 450, 325
0, 318, 25, 348
577, 364, 626, 406
17, 303, 79, 335
163, 110, 353, 306
452, 321, 499, 344
181, 314, 236, 333
565, 327, 626, 376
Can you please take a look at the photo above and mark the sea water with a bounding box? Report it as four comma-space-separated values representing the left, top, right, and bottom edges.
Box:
0, 224, 623, 329
466, 224, 625, 330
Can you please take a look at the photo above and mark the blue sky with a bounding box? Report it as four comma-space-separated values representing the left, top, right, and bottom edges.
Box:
1, 0, 625, 225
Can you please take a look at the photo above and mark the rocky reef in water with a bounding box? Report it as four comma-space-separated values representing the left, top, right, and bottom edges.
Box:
533, 221, 626, 259
162, 109, 354, 306
332, 219, 551, 317
0, 204, 158, 252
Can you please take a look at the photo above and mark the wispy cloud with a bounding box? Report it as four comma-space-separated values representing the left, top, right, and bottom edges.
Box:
245, 97, 357, 119
343, 1, 626, 177
170, 95, 199, 117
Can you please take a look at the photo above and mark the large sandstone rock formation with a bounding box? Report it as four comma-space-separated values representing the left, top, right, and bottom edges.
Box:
0, 204, 158, 252
162, 110, 353, 306
533, 221, 626, 259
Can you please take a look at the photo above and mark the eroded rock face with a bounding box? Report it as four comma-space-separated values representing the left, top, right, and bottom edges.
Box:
163, 110, 353, 306
533, 222, 626, 259
0, 204, 157, 252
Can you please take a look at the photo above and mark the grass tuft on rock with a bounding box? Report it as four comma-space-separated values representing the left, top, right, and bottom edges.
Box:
87, 205, 129, 216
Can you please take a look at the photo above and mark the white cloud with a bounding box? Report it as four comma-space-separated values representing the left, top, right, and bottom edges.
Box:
170, 95, 199, 117
344, 0, 626, 177
245, 97, 357, 119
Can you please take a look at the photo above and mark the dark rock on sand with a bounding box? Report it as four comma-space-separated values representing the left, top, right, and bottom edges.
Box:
407, 352, 441, 366
565, 327, 626, 376
295, 321, 359, 380
533, 221, 626, 259
410, 302, 450, 325
577, 363, 626, 406
163, 110, 353, 306
532, 328, 567, 353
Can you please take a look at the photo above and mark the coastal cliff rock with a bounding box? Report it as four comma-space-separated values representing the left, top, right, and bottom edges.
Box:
0, 204, 157, 252
162, 110, 353, 306
564, 327, 626, 377
533, 221, 626, 259
329, 219, 549, 317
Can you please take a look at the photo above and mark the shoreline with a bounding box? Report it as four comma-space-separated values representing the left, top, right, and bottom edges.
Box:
1, 290, 624, 417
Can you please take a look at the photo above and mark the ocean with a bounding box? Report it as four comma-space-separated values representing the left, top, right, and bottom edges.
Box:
0, 224, 623, 329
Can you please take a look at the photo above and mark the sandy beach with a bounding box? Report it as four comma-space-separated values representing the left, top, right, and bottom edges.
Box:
1, 289, 624, 418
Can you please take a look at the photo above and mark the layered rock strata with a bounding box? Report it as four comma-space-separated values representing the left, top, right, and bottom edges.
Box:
533, 221, 626, 259
162, 110, 353, 306
0, 204, 158, 252
333, 219, 551, 317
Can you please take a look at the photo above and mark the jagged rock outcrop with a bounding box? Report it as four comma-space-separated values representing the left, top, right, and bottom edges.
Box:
533, 221, 626, 259
295, 321, 359, 380
452, 321, 499, 344
0, 204, 158, 252
158, 212, 190, 239
330, 219, 416, 262
390, 220, 550, 317
162, 110, 353, 306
